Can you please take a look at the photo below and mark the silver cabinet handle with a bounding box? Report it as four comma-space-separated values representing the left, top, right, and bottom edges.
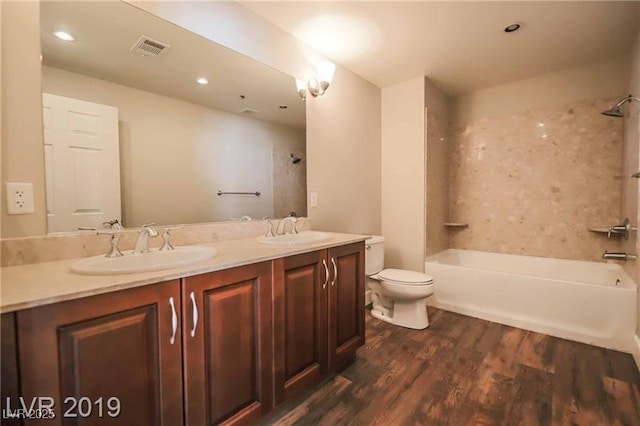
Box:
322, 259, 329, 290
190, 291, 199, 337
169, 297, 178, 345
331, 257, 338, 286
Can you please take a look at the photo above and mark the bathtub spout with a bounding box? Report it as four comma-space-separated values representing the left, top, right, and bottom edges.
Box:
602, 251, 637, 261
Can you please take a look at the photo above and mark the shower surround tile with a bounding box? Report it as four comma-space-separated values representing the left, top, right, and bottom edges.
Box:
426, 110, 449, 256
449, 97, 623, 262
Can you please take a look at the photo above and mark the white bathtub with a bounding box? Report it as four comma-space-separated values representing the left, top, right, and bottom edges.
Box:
425, 249, 637, 352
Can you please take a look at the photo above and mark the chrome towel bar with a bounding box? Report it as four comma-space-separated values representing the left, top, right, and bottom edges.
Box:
216, 190, 261, 196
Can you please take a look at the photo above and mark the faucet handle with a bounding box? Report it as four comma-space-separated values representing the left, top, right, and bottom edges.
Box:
159, 227, 182, 251
263, 217, 275, 237
98, 232, 124, 258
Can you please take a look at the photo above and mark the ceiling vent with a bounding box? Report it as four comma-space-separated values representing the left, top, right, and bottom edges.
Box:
239, 108, 259, 115
130, 36, 170, 58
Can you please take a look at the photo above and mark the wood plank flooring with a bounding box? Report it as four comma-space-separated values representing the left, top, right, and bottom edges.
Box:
270, 308, 640, 426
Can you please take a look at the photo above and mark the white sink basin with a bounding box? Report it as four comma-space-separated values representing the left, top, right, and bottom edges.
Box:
256, 231, 333, 246
71, 246, 217, 275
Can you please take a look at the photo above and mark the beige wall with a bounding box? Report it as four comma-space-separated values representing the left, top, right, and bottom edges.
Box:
449, 60, 628, 262
381, 77, 425, 270
425, 80, 450, 257
306, 66, 381, 235
1, 1, 47, 238
454, 57, 630, 125
623, 29, 640, 338
42, 66, 305, 228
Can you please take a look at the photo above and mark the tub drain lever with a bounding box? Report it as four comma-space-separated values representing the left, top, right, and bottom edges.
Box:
602, 251, 637, 261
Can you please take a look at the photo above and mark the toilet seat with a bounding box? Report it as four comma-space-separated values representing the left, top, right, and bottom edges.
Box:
377, 269, 433, 286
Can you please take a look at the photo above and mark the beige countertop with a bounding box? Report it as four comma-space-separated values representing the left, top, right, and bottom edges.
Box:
0, 232, 368, 314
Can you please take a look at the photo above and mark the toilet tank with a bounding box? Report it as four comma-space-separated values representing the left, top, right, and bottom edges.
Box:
365, 236, 385, 275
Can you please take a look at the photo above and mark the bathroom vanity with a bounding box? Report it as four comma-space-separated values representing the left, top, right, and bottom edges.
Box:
0, 234, 365, 425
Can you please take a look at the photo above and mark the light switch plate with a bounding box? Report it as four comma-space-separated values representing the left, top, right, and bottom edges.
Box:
310, 192, 318, 208
6, 182, 35, 214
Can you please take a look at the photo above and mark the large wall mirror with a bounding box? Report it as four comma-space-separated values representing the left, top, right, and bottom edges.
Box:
40, 1, 306, 233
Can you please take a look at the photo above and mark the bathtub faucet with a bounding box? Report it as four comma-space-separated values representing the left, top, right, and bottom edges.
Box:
602, 251, 637, 261
607, 218, 636, 240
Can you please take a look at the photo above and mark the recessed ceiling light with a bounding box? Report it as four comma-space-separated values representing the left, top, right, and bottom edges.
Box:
54, 31, 75, 42
504, 23, 521, 33
279, 105, 288, 109
196, 77, 209, 85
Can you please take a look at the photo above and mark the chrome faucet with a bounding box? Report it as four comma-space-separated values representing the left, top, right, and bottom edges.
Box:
102, 219, 123, 230
134, 223, 158, 254
607, 218, 636, 240
276, 216, 298, 235
602, 251, 637, 261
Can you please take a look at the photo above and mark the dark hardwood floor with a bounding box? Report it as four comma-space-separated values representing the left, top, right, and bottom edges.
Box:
270, 308, 640, 426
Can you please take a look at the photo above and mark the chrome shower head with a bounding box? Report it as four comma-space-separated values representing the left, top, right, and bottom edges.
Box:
601, 95, 640, 118
602, 106, 625, 118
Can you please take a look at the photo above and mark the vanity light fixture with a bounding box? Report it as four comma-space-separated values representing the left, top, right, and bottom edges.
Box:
296, 61, 336, 101
54, 31, 75, 42
196, 77, 209, 85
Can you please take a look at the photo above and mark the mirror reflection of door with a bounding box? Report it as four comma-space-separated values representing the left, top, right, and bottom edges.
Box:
43, 93, 121, 233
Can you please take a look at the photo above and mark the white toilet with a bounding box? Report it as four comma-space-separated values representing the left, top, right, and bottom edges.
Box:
366, 236, 435, 330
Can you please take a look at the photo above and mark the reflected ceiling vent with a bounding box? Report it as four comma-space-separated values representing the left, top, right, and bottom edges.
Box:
130, 36, 170, 58
239, 108, 259, 115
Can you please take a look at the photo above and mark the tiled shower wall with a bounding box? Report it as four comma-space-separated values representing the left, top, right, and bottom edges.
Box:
448, 96, 624, 262
425, 110, 449, 257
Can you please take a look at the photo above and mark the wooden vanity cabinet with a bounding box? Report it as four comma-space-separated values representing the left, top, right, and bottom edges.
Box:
272, 250, 329, 404
2, 313, 21, 426
16, 280, 184, 426
182, 261, 273, 426
327, 243, 366, 371
9, 241, 364, 425
272, 242, 365, 405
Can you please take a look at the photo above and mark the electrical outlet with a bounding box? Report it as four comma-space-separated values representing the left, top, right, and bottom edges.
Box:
6, 183, 35, 214
310, 192, 318, 208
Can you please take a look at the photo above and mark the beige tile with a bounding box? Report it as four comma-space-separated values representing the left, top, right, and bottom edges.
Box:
448, 96, 624, 261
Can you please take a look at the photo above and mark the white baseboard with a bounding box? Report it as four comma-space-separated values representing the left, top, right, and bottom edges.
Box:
633, 335, 640, 372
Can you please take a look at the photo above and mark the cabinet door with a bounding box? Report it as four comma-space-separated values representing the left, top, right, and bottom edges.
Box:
273, 250, 329, 405
182, 262, 273, 426
328, 242, 365, 370
17, 280, 183, 426
2, 313, 21, 426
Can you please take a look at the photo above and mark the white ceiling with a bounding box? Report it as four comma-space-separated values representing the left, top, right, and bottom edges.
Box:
40, 1, 305, 128
241, 1, 640, 96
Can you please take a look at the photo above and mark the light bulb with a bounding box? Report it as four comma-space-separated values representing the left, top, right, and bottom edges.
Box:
316, 61, 336, 84
54, 31, 75, 42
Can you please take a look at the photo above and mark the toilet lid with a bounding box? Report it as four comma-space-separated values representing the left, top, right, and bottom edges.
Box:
377, 269, 434, 285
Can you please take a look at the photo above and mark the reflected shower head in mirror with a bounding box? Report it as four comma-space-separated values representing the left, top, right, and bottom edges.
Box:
601, 95, 640, 117
290, 153, 302, 164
